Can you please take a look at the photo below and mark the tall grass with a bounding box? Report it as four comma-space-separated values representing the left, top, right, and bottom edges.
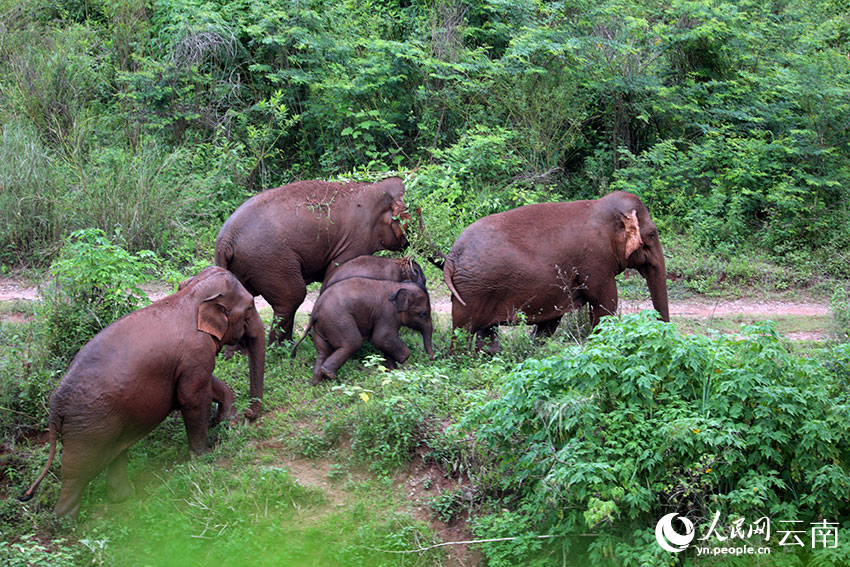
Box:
58, 142, 197, 254
0, 120, 61, 265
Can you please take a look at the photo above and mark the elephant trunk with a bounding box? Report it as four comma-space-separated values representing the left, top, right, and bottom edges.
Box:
244, 310, 266, 420
422, 326, 435, 359
641, 261, 670, 322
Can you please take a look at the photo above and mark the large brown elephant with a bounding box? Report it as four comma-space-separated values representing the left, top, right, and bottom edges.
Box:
443, 191, 669, 351
215, 178, 408, 343
19, 267, 265, 518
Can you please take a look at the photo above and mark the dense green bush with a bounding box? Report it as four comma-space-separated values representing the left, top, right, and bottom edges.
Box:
464, 312, 850, 565
41, 228, 158, 361
2, 0, 850, 280
832, 286, 850, 342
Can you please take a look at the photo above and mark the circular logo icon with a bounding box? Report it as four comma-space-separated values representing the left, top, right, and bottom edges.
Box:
655, 513, 695, 553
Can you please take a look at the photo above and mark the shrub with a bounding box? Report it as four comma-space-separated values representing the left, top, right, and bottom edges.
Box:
41, 228, 158, 362
831, 286, 850, 343
351, 392, 423, 474
464, 312, 850, 565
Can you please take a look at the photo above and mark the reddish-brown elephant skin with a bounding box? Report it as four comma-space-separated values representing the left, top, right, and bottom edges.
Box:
321, 255, 426, 293
19, 267, 265, 518
443, 191, 669, 351
293, 278, 434, 385
215, 178, 408, 344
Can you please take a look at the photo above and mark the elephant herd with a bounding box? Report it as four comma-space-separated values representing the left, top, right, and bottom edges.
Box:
20, 176, 669, 517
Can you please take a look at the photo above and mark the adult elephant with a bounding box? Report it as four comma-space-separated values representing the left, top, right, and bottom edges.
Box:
215, 178, 408, 343
19, 266, 265, 517
443, 191, 669, 351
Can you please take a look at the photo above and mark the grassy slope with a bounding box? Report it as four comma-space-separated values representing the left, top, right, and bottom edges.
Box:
0, 275, 844, 567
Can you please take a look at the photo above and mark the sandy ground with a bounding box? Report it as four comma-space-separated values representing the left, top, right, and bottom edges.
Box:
1, 275, 830, 316
0, 275, 833, 341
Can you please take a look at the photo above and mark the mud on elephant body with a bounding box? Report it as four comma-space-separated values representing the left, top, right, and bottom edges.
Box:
20, 267, 265, 518
293, 278, 434, 385
443, 191, 669, 351
215, 178, 409, 344
321, 255, 427, 292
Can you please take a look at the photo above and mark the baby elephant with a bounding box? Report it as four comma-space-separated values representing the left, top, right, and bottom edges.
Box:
322, 255, 427, 292
19, 266, 265, 518
293, 278, 434, 385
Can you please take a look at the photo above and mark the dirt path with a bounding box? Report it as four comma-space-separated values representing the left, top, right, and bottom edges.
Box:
0, 276, 833, 338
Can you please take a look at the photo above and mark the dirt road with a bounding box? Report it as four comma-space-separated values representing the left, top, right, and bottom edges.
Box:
0, 276, 833, 339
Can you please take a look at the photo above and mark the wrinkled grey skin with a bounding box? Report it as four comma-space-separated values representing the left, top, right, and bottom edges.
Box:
292, 278, 434, 385
443, 191, 669, 352
215, 178, 409, 344
19, 267, 265, 518
321, 255, 427, 292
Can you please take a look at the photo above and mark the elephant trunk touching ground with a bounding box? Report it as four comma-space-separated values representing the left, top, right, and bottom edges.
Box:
243, 308, 266, 420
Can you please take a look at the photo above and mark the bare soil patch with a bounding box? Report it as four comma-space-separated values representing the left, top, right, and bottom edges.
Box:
394, 448, 481, 567
0, 276, 833, 341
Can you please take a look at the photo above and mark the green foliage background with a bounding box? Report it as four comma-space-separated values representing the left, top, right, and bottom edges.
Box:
0, 0, 849, 284
3, 1, 850, 566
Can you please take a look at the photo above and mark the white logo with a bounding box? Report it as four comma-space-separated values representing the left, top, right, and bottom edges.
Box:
656, 513, 696, 553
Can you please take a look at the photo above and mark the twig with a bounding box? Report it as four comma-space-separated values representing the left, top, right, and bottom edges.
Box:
360, 533, 596, 555
0, 406, 39, 421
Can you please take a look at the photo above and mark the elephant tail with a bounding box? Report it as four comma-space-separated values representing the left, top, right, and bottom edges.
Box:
19, 414, 60, 503
290, 320, 314, 358
214, 238, 234, 270
442, 257, 467, 306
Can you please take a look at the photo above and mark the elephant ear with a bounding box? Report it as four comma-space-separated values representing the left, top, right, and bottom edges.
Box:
621, 209, 643, 259
198, 293, 229, 341
381, 178, 406, 217
389, 288, 411, 312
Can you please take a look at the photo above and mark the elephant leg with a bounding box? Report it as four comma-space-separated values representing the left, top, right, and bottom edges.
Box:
105, 450, 133, 503
586, 280, 618, 327
54, 436, 117, 517
261, 277, 307, 344
318, 342, 361, 383
210, 375, 235, 426
373, 332, 411, 368
532, 316, 563, 340
177, 373, 213, 455
311, 333, 333, 386
476, 326, 501, 354
55, 472, 95, 518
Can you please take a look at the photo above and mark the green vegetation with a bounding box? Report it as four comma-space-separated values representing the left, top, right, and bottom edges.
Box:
464, 312, 850, 565
41, 228, 161, 360
2, 0, 850, 566
0, 0, 848, 289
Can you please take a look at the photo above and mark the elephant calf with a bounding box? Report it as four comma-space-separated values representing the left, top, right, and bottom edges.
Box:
19, 267, 265, 518
292, 278, 434, 385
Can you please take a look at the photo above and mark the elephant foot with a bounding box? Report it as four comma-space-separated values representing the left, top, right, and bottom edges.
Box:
106, 481, 134, 503
315, 367, 336, 385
